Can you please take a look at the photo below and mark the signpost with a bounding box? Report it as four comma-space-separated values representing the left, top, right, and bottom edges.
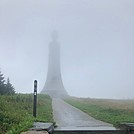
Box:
33, 80, 37, 117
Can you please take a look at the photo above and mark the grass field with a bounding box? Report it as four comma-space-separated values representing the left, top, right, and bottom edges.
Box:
0, 94, 53, 134
65, 97, 134, 127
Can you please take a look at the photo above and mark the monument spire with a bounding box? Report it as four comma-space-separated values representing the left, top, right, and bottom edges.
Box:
41, 31, 68, 98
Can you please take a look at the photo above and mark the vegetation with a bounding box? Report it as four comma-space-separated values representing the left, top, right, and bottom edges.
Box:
65, 97, 134, 127
0, 70, 15, 95
0, 94, 53, 134
36, 94, 53, 123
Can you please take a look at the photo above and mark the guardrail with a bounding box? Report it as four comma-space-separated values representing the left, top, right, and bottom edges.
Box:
30, 122, 134, 134
54, 129, 126, 134
54, 123, 134, 134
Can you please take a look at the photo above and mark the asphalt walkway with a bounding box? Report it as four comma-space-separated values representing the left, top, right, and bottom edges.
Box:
52, 98, 116, 130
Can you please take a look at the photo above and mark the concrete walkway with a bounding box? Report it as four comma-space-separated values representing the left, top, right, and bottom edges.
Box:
52, 98, 116, 130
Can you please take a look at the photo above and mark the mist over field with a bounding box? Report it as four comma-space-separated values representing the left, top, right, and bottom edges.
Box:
0, 0, 134, 99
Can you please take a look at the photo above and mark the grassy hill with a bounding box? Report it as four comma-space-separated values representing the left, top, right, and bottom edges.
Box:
65, 97, 134, 127
0, 94, 53, 134
1, 94, 134, 133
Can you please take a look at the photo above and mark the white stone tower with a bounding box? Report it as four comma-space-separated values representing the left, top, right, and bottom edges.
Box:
41, 31, 68, 98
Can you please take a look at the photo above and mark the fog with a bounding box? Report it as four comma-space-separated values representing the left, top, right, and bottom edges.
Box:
0, 0, 134, 99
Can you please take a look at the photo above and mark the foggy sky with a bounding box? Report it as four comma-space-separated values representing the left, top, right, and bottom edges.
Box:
0, 0, 134, 99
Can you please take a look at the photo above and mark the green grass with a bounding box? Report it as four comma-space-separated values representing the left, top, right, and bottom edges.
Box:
65, 97, 134, 127
0, 94, 53, 134
36, 94, 53, 122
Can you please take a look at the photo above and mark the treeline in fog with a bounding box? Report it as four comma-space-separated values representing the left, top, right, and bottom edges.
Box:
0, 70, 15, 95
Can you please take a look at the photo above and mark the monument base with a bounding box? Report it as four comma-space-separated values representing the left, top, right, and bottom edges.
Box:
41, 89, 69, 98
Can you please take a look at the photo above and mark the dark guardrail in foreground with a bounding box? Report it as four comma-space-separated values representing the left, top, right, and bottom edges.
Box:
54, 129, 126, 134
54, 123, 134, 134
30, 122, 134, 134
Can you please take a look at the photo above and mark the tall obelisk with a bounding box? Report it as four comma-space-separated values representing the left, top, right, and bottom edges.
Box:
41, 31, 68, 98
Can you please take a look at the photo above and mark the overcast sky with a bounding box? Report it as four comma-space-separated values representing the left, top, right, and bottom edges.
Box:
0, 0, 134, 99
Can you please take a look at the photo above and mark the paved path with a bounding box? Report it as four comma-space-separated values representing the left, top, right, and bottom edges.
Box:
52, 98, 116, 130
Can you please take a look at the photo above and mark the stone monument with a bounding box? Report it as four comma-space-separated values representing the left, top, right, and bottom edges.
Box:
41, 31, 68, 98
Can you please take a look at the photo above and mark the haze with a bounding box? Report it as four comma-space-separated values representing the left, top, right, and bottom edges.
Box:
0, 0, 134, 99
